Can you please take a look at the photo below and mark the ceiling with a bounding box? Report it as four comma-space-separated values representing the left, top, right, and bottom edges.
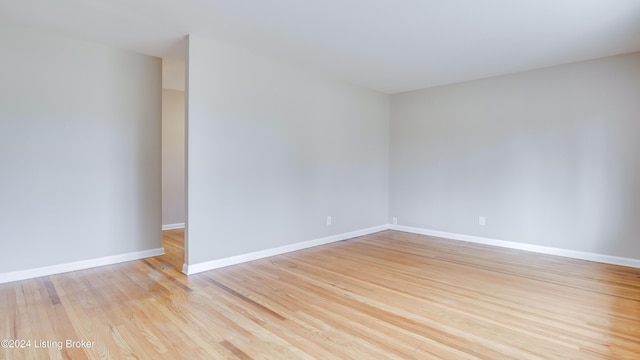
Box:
2, 0, 640, 93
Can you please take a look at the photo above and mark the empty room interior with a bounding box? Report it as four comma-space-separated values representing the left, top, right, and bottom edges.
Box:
2, 1, 640, 359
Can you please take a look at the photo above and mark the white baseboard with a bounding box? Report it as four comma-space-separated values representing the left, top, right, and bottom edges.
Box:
183, 224, 390, 275
391, 225, 640, 269
0, 248, 165, 284
162, 223, 185, 231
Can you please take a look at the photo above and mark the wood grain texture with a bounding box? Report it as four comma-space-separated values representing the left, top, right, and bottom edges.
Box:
1, 229, 639, 359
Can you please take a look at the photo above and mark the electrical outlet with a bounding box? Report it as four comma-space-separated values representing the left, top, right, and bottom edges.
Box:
392, 217, 398, 225
479, 216, 486, 226
327, 216, 332, 225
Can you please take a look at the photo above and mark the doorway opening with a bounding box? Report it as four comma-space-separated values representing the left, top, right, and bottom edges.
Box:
159, 55, 187, 273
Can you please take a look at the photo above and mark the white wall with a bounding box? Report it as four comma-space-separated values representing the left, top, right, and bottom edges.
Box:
186, 36, 389, 265
0, 24, 162, 275
390, 52, 640, 259
162, 58, 185, 91
162, 88, 185, 227
5, 23, 634, 278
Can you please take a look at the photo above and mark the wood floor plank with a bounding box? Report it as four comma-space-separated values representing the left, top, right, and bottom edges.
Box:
2, 229, 640, 359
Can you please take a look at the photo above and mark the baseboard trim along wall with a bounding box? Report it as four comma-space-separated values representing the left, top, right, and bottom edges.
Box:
183, 224, 390, 275
0, 248, 165, 284
162, 223, 185, 231
391, 225, 640, 269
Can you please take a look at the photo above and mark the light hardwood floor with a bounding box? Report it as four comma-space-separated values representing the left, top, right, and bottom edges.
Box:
2, 230, 640, 359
